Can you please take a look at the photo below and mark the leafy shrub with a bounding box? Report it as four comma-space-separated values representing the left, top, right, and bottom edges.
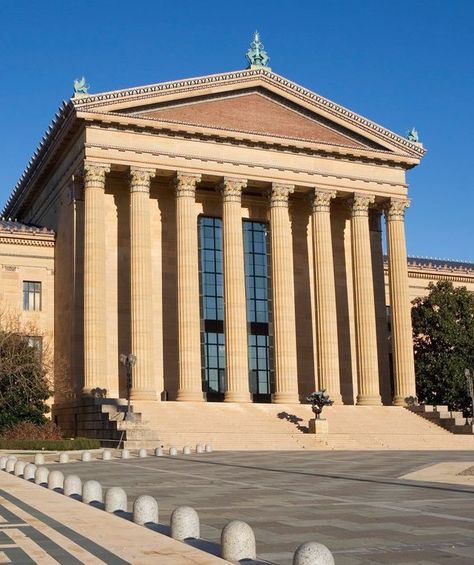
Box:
0, 437, 100, 451
0, 421, 62, 441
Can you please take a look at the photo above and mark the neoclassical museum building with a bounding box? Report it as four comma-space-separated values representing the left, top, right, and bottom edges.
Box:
2, 36, 435, 421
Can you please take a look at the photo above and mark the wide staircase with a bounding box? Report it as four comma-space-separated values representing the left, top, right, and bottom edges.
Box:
128, 402, 474, 450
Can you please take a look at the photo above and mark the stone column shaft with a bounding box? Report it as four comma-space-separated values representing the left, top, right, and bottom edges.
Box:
270, 184, 299, 403
311, 190, 342, 403
385, 199, 416, 405
130, 168, 157, 400
175, 173, 204, 401
349, 194, 381, 405
83, 162, 110, 395
221, 178, 251, 402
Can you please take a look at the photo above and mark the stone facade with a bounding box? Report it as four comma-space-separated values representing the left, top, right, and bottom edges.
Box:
4, 67, 468, 431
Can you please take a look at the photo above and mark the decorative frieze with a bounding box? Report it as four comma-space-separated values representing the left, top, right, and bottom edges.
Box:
384, 198, 410, 221
130, 168, 156, 193
269, 183, 294, 208
219, 178, 247, 203
175, 173, 201, 198
347, 193, 375, 217
310, 190, 336, 213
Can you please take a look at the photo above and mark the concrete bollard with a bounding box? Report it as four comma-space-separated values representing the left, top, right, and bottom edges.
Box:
196, 444, 205, 454
154, 447, 163, 457
133, 495, 159, 525
138, 448, 147, 458
221, 520, 256, 562
121, 449, 130, 459
102, 450, 112, 461
171, 506, 200, 541
23, 463, 37, 481
59, 452, 69, 464
81, 451, 92, 462
34, 453, 45, 465
48, 470, 64, 491
6, 458, 17, 473
105, 487, 127, 513
82, 480, 103, 504
183, 446, 192, 455
14, 460, 26, 477
293, 542, 335, 565
205, 444, 213, 453
169, 447, 178, 456
64, 475, 82, 497
0, 456, 8, 470
35, 466, 49, 486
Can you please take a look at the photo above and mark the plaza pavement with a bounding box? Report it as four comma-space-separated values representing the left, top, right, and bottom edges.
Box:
2, 450, 474, 564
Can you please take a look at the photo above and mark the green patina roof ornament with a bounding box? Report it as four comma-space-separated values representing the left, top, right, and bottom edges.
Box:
246, 31, 271, 70
407, 127, 420, 144
73, 76, 90, 99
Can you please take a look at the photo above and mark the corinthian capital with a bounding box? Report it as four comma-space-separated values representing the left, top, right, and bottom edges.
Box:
174, 172, 202, 198
219, 177, 247, 203
269, 183, 294, 208
384, 198, 410, 221
130, 167, 156, 193
83, 162, 111, 189
310, 190, 336, 213
347, 193, 375, 217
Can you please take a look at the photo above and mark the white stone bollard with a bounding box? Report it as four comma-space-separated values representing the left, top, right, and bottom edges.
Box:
293, 542, 335, 565
102, 450, 112, 461
196, 444, 205, 454
6, 458, 17, 473
133, 495, 159, 525
14, 460, 26, 477
171, 506, 200, 541
34, 453, 45, 465
64, 475, 82, 497
81, 451, 92, 462
23, 463, 37, 481
48, 470, 64, 491
0, 456, 8, 470
105, 487, 127, 513
154, 447, 163, 457
205, 444, 213, 453
121, 449, 130, 459
82, 480, 103, 504
35, 466, 49, 486
183, 446, 192, 455
138, 448, 147, 458
59, 452, 69, 464
221, 520, 256, 562
169, 447, 178, 456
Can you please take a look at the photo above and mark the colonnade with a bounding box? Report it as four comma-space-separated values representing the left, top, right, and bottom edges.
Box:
81, 162, 416, 405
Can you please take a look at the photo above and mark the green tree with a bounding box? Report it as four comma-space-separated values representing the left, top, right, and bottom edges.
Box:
412, 281, 474, 413
0, 311, 51, 431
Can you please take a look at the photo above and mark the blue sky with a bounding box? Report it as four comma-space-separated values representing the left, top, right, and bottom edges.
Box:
1, 0, 472, 260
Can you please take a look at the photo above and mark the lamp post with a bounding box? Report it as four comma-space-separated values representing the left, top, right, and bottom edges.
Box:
465, 368, 474, 425
120, 353, 136, 421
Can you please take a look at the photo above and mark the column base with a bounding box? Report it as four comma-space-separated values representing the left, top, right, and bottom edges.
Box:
272, 392, 300, 404
176, 390, 205, 402
392, 395, 415, 407
224, 392, 252, 403
326, 393, 343, 405
130, 390, 159, 401
356, 394, 382, 406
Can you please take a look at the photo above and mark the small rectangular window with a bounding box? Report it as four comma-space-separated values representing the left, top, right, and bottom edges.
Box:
26, 336, 43, 358
23, 281, 42, 311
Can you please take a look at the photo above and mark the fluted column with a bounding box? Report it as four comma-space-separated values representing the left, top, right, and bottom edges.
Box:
220, 178, 251, 402
83, 162, 110, 395
129, 167, 157, 400
348, 194, 381, 405
269, 183, 299, 403
384, 199, 416, 405
175, 173, 204, 401
311, 190, 342, 403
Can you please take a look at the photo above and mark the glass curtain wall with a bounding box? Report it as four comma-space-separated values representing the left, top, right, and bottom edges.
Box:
243, 220, 273, 399
198, 217, 225, 397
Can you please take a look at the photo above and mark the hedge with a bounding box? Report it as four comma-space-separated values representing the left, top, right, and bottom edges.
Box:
0, 437, 100, 451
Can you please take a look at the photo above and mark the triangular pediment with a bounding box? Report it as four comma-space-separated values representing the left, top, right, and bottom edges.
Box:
120, 89, 381, 150
72, 68, 425, 159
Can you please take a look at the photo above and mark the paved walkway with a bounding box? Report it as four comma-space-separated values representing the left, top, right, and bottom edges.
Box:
0, 471, 226, 564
